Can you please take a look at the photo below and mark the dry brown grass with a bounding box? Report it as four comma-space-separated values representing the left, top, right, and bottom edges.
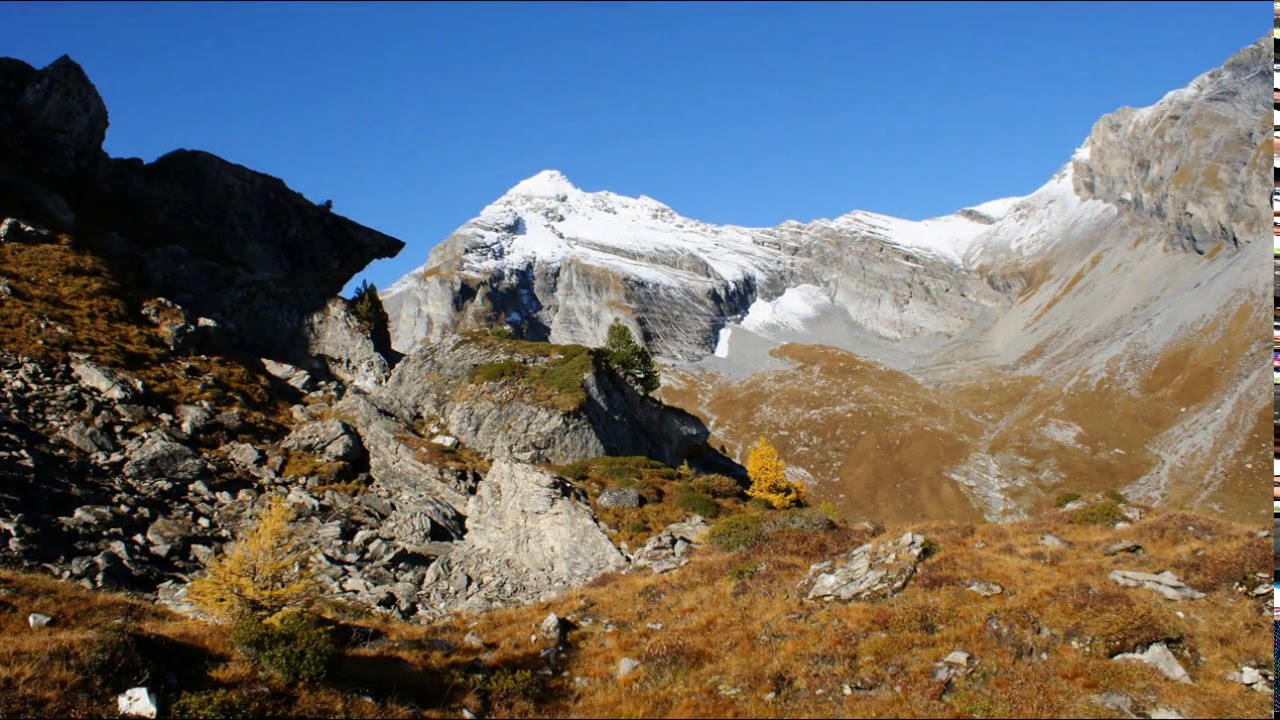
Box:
0, 235, 294, 437
658, 293, 1268, 525
1, 501, 1266, 719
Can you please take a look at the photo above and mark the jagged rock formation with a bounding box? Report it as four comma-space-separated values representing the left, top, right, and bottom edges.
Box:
416, 460, 627, 618
0, 55, 404, 363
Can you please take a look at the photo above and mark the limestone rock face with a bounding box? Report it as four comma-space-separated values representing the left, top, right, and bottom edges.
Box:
380, 171, 1006, 361
463, 460, 626, 581
303, 297, 393, 392
417, 460, 626, 617
1071, 37, 1269, 255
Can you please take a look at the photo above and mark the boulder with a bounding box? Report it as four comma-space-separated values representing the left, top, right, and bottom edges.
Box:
629, 516, 710, 574
540, 612, 565, 645
175, 405, 212, 436
116, 687, 158, 719
27, 612, 52, 628
69, 356, 142, 401
800, 532, 926, 602
966, 581, 1003, 597
617, 657, 641, 679
597, 488, 642, 509
122, 436, 206, 482
416, 461, 626, 618
280, 419, 363, 463
58, 421, 114, 454
0, 217, 53, 244
1103, 541, 1143, 556
1109, 570, 1205, 600
429, 434, 459, 450
1112, 643, 1191, 683
463, 461, 626, 582
931, 650, 974, 683
1037, 533, 1072, 549
261, 358, 316, 393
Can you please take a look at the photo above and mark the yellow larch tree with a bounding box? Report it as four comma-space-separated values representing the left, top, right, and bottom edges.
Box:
745, 436, 802, 510
187, 496, 320, 622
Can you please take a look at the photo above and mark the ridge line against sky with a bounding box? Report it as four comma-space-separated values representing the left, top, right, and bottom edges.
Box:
0, 0, 1265, 293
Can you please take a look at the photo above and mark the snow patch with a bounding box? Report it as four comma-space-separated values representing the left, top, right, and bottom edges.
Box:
741, 285, 833, 334
713, 327, 732, 358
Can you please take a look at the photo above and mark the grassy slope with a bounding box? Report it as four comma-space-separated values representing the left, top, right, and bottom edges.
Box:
0, 501, 1268, 719
0, 234, 295, 435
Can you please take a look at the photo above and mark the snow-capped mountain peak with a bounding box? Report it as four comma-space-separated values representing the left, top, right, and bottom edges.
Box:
502, 169, 580, 200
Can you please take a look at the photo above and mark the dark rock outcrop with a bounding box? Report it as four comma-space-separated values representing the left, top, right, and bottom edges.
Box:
0, 54, 404, 362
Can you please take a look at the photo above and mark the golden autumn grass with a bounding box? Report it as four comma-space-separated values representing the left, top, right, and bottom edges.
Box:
0, 500, 1268, 719
658, 290, 1270, 525
0, 235, 296, 436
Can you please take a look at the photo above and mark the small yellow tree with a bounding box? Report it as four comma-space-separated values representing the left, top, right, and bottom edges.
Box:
745, 436, 802, 509
188, 496, 320, 622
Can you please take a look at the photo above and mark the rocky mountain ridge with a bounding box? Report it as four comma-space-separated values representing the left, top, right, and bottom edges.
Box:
385, 39, 1268, 375
393, 38, 1268, 524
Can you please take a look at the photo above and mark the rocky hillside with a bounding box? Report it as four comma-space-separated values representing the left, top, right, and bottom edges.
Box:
0, 496, 1270, 719
387, 38, 1271, 524
0, 53, 735, 626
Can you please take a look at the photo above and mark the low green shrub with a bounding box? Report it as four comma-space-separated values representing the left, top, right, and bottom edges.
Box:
763, 507, 832, 533
725, 560, 761, 581
675, 491, 720, 518
919, 538, 940, 560
466, 667, 544, 703
691, 474, 742, 499
230, 611, 335, 683
706, 513, 766, 552
1054, 492, 1082, 509
78, 614, 151, 692
1103, 489, 1128, 505
468, 360, 526, 383
487, 326, 515, 339
1068, 500, 1125, 526
169, 688, 276, 719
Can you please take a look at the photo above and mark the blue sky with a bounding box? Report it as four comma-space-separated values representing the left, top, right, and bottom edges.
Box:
0, 1, 1266, 294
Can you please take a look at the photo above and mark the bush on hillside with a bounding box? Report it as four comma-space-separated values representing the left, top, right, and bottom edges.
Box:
691, 473, 742, 499
705, 513, 766, 552
1068, 500, 1125, 526
229, 610, 335, 683
675, 491, 721, 518
1053, 492, 1082, 509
